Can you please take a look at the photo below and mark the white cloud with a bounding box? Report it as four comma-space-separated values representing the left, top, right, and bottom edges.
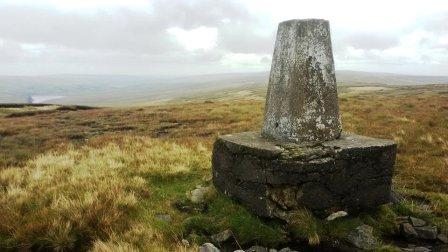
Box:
221, 53, 271, 69
167, 26, 218, 51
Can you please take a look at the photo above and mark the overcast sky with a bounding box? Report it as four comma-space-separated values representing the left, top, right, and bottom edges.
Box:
0, 0, 447, 76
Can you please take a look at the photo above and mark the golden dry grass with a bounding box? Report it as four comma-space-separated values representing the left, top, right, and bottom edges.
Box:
0, 137, 208, 251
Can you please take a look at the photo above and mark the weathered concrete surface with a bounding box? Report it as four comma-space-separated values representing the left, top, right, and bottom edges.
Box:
262, 19, 341, 144
212, 132, 396, 217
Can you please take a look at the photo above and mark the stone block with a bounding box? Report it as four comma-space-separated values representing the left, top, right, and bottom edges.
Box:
212, 131, 396, 217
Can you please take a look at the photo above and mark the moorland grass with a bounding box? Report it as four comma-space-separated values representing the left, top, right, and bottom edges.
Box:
0, 137, 208, 251
1, 134, 447, 251
0, 85, 447, 250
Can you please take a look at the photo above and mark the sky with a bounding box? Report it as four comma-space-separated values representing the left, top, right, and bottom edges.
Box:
0, 0, 447, 76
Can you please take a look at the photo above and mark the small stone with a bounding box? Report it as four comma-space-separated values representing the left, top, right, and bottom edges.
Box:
346, 224, 379, 250
199, 243, 220, 252
410, 217, 426, 227
211, 229, 233, 243
401, 223, 419, 239
181, 239, 190, 247
269, 249, 278, 252
414, 226, 438, 240
411, 247, 431, 252
414, 247, 431, 252
246, 245, 268, 252
437, 234, 448, 243
401, 246, 432, 252
188, 186, 212, 204
279, 248, 298, 252
326, 211, 348, 221
155, 213, 171, 223
233, 250, 245, 252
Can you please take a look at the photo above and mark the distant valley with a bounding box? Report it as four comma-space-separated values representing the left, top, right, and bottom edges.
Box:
1, 70, 448, 106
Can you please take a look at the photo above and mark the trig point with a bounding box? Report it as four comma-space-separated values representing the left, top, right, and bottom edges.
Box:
263, 19, 341, 144
212, 19, 397, 218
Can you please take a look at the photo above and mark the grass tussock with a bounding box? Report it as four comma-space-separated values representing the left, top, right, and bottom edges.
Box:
0, 137, 208, 250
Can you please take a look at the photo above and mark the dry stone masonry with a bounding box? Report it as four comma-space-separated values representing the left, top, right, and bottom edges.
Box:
212, 19, 397, 218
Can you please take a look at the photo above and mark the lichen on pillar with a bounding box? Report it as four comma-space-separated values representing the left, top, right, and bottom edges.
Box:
262, 19, 341, 144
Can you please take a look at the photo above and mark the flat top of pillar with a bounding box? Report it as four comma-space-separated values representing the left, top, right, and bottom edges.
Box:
279, 18, 329, 26
218, 131, 396, 159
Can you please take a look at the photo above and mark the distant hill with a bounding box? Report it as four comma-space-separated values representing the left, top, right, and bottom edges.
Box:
1, 71, 447, 106
336, 70, 448, 86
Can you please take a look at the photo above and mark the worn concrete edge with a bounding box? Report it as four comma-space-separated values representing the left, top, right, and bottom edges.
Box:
218, 131, 396, 159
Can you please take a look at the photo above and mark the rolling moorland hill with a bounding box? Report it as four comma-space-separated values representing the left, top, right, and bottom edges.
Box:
1, 70, 448, 106
0, 84, 447, 251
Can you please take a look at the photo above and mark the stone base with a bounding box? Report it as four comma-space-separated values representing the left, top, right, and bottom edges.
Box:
212, 132, 396, 218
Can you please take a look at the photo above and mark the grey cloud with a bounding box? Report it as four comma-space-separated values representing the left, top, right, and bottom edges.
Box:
0, 0, 259, 54
336, 33, 399, 50
0, 0, 275, 75
151, 0, 251, 28
0, 6, 179, 54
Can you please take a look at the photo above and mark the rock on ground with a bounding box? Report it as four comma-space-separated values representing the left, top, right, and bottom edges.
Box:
401, 246, 431, 252
278, 248, 298, 252
211, 229, 233, 243
246, 245, 268, 252
200, 243, 220, 252
437, 234, 448, 244
326, 211, 348, 221
346, 224, 379, 250
414, 226, 438, 240
188, 185, 212, 204
410, 217, 426, 227
401, 223, 419, 239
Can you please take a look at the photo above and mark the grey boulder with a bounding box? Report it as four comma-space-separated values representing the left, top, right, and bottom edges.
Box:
199, 243, 220, 252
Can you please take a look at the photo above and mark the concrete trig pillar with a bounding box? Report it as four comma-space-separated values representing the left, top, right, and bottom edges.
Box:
262, 19, 341, 144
